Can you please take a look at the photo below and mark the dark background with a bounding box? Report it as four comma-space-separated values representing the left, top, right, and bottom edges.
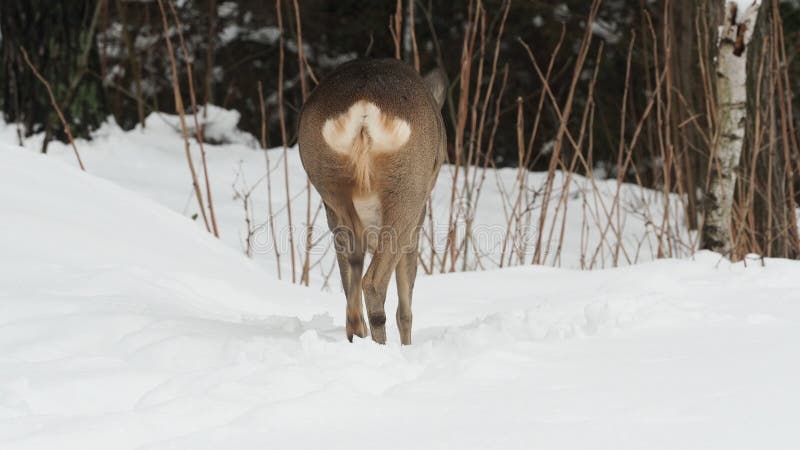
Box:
6, 1, 797, 165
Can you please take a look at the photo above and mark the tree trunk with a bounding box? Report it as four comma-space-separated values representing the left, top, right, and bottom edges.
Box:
701, 1, 761, 256
668, 0, 714, 230
735, 0, 800, 258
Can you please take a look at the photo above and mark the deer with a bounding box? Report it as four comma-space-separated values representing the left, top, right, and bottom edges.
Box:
298, 58, 446, 345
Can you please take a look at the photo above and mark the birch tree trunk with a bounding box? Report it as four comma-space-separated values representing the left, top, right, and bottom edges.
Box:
701, 0, 762, 255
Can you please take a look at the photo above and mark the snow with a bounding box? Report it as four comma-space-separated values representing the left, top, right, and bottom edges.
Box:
220, 25, 281, 46
591, 19, 621, 44
730, 0, 761, 22
1, 114, 800, 449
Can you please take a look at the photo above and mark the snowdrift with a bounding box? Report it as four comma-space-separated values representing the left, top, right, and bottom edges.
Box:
1, 144, 800, 449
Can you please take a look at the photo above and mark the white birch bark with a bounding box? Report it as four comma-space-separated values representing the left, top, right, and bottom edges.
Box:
702, 0, 762, 255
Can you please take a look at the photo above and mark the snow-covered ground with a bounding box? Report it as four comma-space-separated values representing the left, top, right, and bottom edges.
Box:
1, 114, 799, 449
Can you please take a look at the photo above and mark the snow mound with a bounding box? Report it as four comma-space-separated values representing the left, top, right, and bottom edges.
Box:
141, 105, 258, 146
1, 144, 800, 449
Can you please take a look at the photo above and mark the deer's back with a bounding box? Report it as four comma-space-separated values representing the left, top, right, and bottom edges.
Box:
302, 59, 439, 127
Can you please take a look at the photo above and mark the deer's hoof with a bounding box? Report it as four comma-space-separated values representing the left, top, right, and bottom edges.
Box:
346, 316, 368, 342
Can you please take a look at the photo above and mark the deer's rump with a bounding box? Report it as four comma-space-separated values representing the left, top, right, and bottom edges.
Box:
298, 59, 443, 234
319, 99, 412, 193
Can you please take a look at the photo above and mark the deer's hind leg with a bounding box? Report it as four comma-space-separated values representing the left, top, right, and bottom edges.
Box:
362, 201, 421, 345
326, 204, 367, 342
395, 211, 424, 345
395, 247, 418, 345
362, 247, 400, 345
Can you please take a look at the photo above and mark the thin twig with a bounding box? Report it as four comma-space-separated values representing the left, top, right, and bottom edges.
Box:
19, 47, 86, 171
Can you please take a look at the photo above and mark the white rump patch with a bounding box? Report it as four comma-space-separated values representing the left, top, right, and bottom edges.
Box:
321, 101, 411, 154
353, 193, 382, 229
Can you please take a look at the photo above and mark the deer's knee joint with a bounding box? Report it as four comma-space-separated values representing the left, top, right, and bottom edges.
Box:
368, 312, 386, 327
347, 254, 363, 266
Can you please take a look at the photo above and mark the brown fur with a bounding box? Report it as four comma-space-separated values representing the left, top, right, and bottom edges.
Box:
298, 58, 447, 345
